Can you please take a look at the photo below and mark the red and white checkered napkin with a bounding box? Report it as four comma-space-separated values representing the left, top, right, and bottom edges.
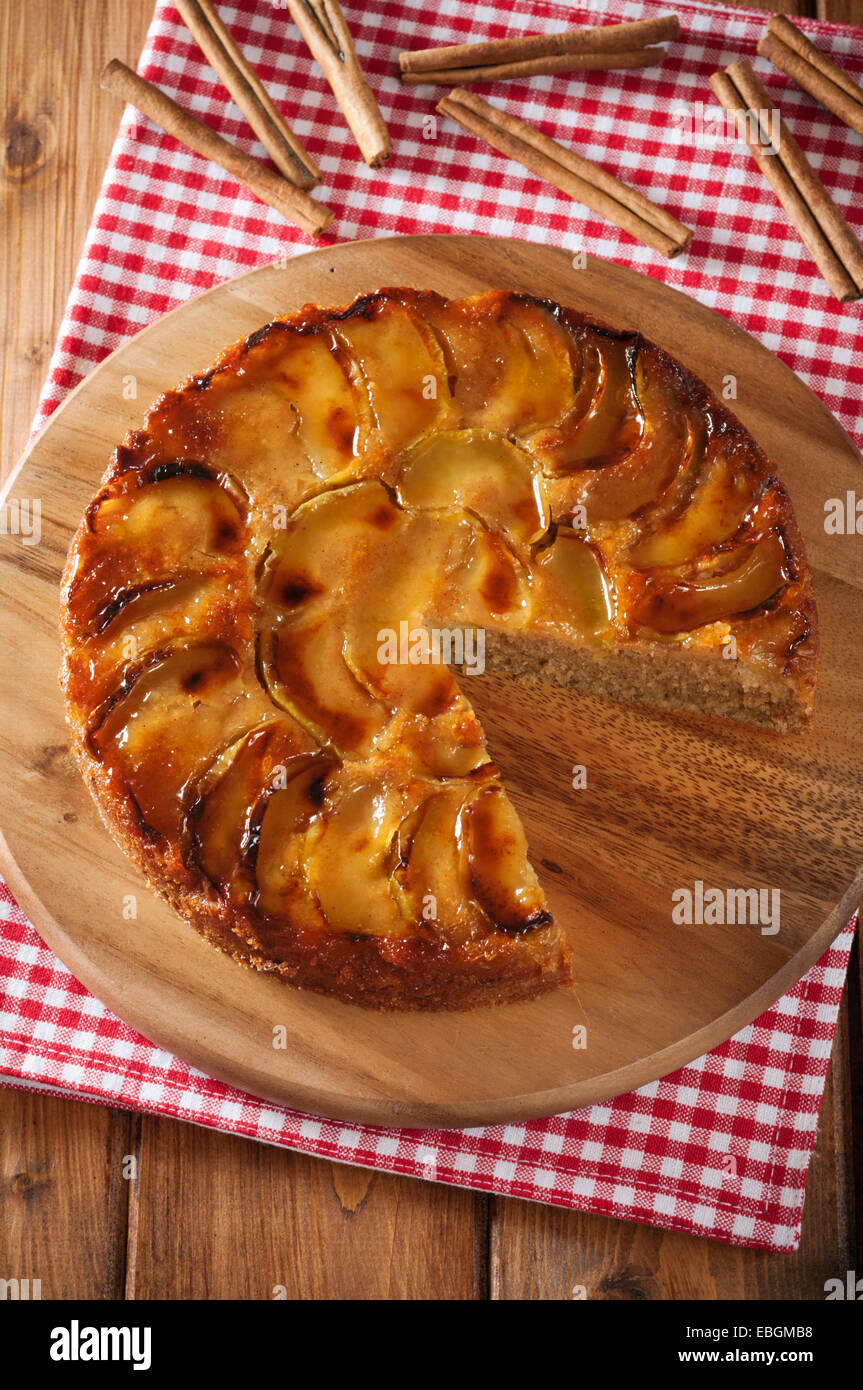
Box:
4, 0, 861, 1251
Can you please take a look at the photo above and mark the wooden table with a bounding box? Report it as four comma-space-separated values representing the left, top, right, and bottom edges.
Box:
1, 0, 860, 1300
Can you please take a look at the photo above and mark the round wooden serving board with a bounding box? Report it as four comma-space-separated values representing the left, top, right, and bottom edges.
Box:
1, 234, 862, 1127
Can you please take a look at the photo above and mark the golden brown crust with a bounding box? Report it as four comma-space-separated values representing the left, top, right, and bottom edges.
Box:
59, 287, 816, 1011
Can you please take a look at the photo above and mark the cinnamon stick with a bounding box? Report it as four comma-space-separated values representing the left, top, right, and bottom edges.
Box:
400, 15, 680, 76
284, 0, 390, 167
174, 0, 321, 187
401, 49, 664, 88
101, 59, 333, 238
437, 88, 691, 258
764, 15, 863, 104
758, 16, 863, 138
709, 63, 863, 302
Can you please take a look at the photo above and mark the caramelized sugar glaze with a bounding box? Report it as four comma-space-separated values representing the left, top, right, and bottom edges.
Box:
60, 290, 816, 1010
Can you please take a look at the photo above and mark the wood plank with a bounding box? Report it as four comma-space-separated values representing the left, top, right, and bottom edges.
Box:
816, 0, 863, 23
0, 0, 153, 485
130, 1115, 486, 1299
0, 1089, 134, 1299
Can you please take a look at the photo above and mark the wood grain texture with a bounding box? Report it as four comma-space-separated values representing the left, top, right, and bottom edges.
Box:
816, 0, 860, 19
130, 1116, 485, 1299
0, 0, 859, 1303
0, 1, 152, 487
0, 1088, 135, 1299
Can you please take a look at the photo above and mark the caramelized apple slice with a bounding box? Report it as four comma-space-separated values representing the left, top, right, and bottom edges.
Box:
450, 523, 532, 626
274, 327, 362, 480
629, 410, 710, 535
532, 529, 614, 639
253, 754, 339, 921
397, 430, 550, 545
501, 296, 583, 430
403, 706, 492, 780
335, 506, 496, 773
579, 366, 691, 521
345, 611, 461, 719
345, 603, 490, 778
417, 293, 577, 435
633, 531, 791, 633
187, 722, 316, 897
734, 603, 812, 678
67, 468, 247, 623
305, 782, 412, 937
87, 643, 262, 839
258, 480, 403, 620
628, 448, 760, 569
89, 576, 219, 639
393, 783, 490, 944
529, 333, 642, 474
340, 506, 462, 707
258, 618, 388, 757
387, 504, 531, 628
332, 297, 450, 455
66, 575, 244, 710
198, 325, 363, 491
464, 785, 551, 933
89, 466, 246, 547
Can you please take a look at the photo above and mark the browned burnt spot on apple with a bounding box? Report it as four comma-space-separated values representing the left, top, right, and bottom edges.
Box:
364, 502, 400, 531
85, 643, 244, 842
325, 405, 356, 455
280, 577, 325, 608
91, 579, 178, 635
480, 537, 522, 614
416, 669, 461, 720
183, 725, 321, 897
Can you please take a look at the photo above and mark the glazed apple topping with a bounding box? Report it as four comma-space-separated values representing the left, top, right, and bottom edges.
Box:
414, 293, 577, 436
66, 466, 247, 628
397, 430, 550, 545
628, 444, 760, 570
528, 331, 643, 475
632, 530, 792, 633
258, 479, 404, 620
464, 785, 551, 934
185, 721, 318, 898
392, 780, 497, 945
574, 362, 693, 522
532, 528, 614, 639
87, 642, 266, 840
61, 288, 816, 972
258, 616, 389, 757
304, 781, 418, 938
331, 295, 451, 457
252, 754, 339, 923
269, 328, 362, 481
65, 574, 248, 712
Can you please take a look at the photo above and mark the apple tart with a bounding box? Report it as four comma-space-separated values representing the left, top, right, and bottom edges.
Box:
60, 289, 816, 1010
